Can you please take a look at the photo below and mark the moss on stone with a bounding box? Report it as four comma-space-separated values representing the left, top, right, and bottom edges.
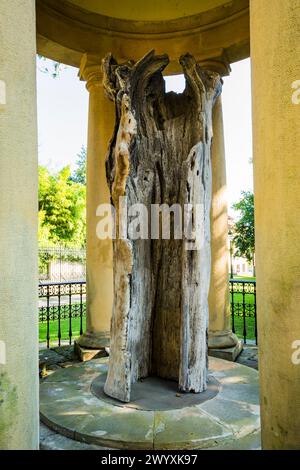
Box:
0, 372, 18, 447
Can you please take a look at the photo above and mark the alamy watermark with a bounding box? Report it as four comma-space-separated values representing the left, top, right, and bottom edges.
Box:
96, 197, 205, 251
0, 340, 6, 365
291, 340, 300, 365
291, 80, 300, 105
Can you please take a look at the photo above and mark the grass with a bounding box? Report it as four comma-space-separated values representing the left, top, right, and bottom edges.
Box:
231, 315, 256, 342
39, 316, 256, 344
230, 292, 255, 305
39, 302, 86, 344
230, 278, 257, 341
232, 275, 256, 281
39, 316, 256, 345
39, 317, 85, 344
230, 276, 256, 304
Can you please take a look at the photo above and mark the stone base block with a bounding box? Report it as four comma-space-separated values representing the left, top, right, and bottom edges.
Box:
74, 341, 108, 362
208, 339, 243, 362
77, 331, 110, 349
208, 329, 239, 349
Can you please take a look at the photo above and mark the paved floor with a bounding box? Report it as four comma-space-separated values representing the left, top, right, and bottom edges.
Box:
39, 344, 80, 369
39, 345, 260, 450
40, 357, 260, 450
236, 345, 258, 370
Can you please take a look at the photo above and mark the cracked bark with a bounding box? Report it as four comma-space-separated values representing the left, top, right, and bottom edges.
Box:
102, 51, 222, 402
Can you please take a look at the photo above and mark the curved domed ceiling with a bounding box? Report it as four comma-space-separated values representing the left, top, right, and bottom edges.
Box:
36, 0, 250, 70
67, 0, 230, 22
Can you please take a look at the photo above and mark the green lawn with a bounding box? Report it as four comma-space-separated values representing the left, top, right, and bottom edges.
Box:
39, 316, 256, 345
39, 304, 86, 344
230, 292, 255, 305
230, 279, 257, 342
39, 318, 84, 344
229, 277, 257, 341
230, 277, 256, 304
231, 315, 256, 342
232, 275, 256, 281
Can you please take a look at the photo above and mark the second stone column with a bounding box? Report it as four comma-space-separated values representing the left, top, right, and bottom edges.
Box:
77, 54, 114, 352
208, 94, 241, 360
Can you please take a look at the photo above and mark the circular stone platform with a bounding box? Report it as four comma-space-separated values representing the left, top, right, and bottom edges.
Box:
40, 357, 260, 450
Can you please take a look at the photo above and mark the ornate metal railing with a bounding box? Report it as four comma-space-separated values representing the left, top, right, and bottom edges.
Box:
39, 279, 257, 348
39, 281, 86, 348
230, 279, 257, 345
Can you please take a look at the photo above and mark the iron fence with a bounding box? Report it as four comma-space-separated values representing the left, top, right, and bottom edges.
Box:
39, 281, 86, 348
39, 279, 257, 348
230, 279, 257, 345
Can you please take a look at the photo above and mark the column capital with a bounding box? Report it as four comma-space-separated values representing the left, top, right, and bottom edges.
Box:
79, 53, 103, 91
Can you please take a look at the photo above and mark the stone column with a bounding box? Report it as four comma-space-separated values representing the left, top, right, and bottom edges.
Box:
0, 0, 39, 449
77, 54, 114, 351
205, 77, 240, 360
251, 0, 300, 449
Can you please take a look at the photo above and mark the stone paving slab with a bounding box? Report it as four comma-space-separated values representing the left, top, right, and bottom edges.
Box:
75, 408, 154, 450
219, 382, 260, 405
236, 346, 258, 370
40, 422, 260, 451
40, 422, 111, 450
52, 345, 77, 361
39, 349, 68, 366
206, 430, 261, 450
201, 397, 260, 437
153, 406, 232, 450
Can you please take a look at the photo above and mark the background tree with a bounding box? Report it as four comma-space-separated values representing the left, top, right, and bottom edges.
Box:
37, 55, 66, 78
70, 146, 86, 185
232, 191, 255, 273
38, 165, 86, 246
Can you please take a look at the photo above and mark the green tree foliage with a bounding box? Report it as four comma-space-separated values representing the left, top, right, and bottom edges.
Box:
232, 191, 255, 264
70, 146, 86, 185
39, 165, 86, 246
37, 55, 66, 79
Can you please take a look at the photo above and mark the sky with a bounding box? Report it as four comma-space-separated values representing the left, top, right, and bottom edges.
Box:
37, 57, 253, 213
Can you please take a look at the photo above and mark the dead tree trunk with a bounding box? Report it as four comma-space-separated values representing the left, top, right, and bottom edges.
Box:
102, 51, 222, 402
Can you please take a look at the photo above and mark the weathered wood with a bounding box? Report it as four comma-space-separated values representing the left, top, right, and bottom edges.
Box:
103, 51, 222, 402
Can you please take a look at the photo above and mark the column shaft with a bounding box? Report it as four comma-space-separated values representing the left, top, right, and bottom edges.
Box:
208, 95, 239, 352
78, 58, 114, 349
251, 0, 300, 449
0, 0, 39, 449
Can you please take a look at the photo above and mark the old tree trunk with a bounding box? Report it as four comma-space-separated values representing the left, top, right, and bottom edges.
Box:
103, 51, 222, 402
